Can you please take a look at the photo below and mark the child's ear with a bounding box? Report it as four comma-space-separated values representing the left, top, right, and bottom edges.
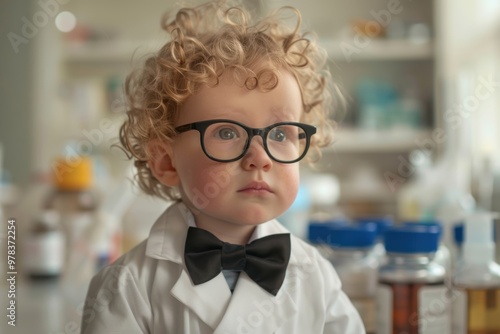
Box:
147, 140, 180, 187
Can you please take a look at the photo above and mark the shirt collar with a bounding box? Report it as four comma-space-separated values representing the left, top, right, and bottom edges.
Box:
177, 201, 262, 242
145, 201, 307, 267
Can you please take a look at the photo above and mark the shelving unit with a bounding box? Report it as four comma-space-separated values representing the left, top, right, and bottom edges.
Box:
63, 40, 162, 65
52, 0, 437, 219
280, 0, 437, 218
323, 36, 435, 156
54, 39, 144, 184
17, 1, 500, 332
323, 36, 435, 155
329, 128, 432, 154
322, 38, 434, 62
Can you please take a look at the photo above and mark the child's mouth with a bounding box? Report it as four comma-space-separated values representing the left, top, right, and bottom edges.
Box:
238, 181, 272, 194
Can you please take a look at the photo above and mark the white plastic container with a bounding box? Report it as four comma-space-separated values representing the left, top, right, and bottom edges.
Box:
24, 210, 65, 279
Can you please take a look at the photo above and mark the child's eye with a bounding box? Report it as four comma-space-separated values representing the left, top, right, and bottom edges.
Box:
215, 127, 239, 140
268, 127, 287, 142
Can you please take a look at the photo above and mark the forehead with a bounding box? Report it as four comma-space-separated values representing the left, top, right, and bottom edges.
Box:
177, 69, 303, 124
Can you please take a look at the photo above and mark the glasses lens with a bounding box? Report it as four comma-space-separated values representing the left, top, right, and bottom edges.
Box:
203, 122, 248, 161
266, 124, 307, 162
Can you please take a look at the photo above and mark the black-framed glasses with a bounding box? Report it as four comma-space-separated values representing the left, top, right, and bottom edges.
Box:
175, 119, 316, 163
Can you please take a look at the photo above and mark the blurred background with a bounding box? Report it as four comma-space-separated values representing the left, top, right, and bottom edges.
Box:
1, 0, 500, 332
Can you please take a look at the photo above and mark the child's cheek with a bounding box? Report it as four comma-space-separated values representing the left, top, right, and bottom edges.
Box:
181, 162, 235, 203
281, 167, 300, 207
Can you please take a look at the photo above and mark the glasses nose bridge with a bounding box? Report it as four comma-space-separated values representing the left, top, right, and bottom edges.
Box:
248, 127, 267, 143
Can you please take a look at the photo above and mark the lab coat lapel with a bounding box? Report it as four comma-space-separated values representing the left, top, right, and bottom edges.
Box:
171, 270, 232, 330
147, 203, 299, 332
214, 272, 298, 334
146, 203, 233, 330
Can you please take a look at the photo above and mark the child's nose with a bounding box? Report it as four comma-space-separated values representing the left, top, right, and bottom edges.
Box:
241, 137, 272, 171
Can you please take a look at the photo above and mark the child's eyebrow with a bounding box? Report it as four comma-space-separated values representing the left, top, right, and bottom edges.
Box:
269, 107, 302, 122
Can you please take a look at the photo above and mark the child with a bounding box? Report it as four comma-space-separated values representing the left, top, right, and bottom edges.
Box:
81, 1, 364, 333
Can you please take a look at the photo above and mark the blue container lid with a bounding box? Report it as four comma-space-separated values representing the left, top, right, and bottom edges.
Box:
307, 221, 335, 244
325, 223, 377, 248
357, 216, 393, 238
454, 223, 464, 245
308, 218, 351, 244
384, 225, 440, 253
402, 221, 443, 239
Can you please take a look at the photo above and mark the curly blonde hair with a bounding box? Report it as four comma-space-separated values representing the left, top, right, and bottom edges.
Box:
119, 0, 337, 200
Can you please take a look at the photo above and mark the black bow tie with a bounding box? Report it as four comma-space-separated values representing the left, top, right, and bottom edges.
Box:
184, 227, 291, 296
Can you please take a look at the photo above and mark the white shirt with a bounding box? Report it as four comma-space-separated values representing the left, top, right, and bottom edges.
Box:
81, 202, 365, 334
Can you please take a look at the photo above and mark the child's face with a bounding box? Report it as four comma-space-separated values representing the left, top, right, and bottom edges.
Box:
167, 70, 303, 233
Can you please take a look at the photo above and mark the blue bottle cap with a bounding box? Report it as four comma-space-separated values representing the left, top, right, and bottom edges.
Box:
357, 216, 393, 239
384, 225, 440, 253
308, 219, 350, 244
402, 220, 443, 239
308, 222, 333, 244
454, 223, 464, 245
325, 223, 377, 248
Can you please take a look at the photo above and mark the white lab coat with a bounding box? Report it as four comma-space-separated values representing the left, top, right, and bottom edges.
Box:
81, 202, 365, 334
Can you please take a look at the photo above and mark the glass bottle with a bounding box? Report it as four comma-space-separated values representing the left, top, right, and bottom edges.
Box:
44, 156, 99, 283
451, 212, 500, 333
403, 220, 451, 278
356, 216, 394, 264
377, 224, 450, 334
24, 210, 65, 279
327, 223, 378, 334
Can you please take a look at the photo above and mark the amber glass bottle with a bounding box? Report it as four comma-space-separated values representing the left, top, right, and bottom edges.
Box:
451, 213, 500, 334
377, 224, 449, 334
